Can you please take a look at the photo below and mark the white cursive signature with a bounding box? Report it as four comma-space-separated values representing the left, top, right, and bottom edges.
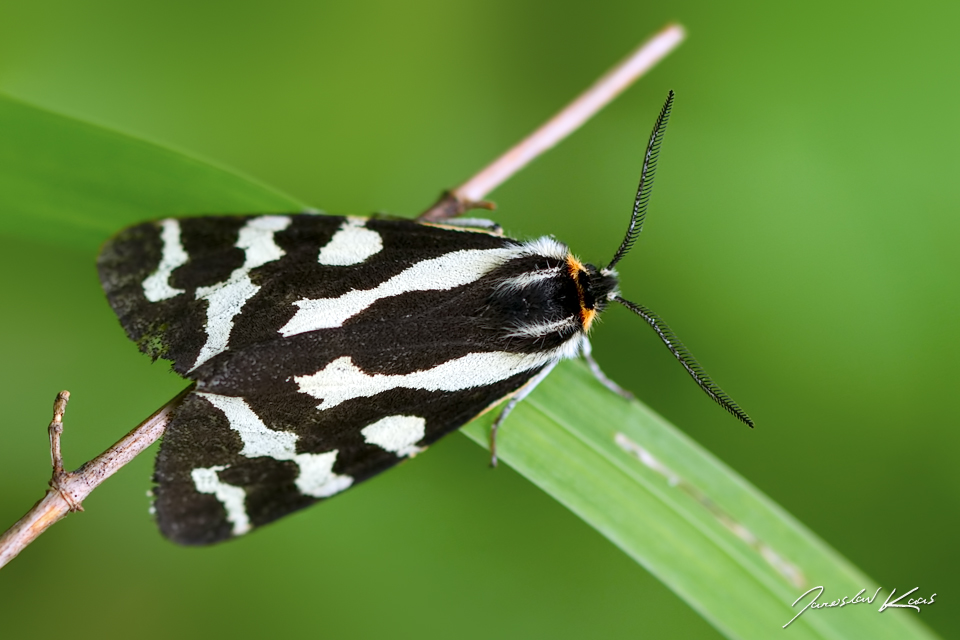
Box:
783, 586, 936, 628
878, 587, 937, 613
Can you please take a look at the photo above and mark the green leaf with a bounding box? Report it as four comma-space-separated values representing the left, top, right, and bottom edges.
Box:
465, 363, 939, 639
0, 93, 939, 640
0, 94, 305, 251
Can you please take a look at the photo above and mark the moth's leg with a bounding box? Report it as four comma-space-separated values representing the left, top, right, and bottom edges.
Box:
582, 338, 634, 400
417, 190, 496, 223
435, 218, 504, 235
489, 359, 560, 468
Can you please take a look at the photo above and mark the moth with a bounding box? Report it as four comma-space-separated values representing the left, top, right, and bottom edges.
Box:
97, 91, 752, 545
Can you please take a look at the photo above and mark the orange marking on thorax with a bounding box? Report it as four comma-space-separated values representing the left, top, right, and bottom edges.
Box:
566, 254, 596, 332
566, 254, 586, 276
580, 307, 597, 332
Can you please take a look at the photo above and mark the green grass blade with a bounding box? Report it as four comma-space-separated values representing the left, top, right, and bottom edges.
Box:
0, 94, 305, 251
0, 94, 939, 640
464, 362, 939, 639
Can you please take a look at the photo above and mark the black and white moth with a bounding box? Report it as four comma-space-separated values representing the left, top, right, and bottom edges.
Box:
97, 91, 752, 545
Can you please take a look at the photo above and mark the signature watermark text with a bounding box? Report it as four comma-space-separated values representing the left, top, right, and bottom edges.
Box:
784, 586, 937, 628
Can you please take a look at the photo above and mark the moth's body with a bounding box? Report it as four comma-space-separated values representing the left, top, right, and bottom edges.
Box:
97, 92, 751, 545
99, 214, 614, 544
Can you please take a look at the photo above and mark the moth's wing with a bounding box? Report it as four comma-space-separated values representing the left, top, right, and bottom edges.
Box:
154, 371, 545, 545
97, 213, 513, 376
99, 213, 556, 544
154, 255, 560, 545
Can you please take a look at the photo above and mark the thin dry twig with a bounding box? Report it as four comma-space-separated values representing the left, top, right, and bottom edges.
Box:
0, 23, 685, 568
0, 387, 191, 569
48, 391, 70, 484
418, 23, 686, 221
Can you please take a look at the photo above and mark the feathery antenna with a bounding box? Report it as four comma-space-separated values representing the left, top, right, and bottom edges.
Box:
614, 296, 754, 428
607, 90, 674, 271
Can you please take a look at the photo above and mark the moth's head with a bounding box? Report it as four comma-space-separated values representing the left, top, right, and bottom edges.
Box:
566, 254, 618, 332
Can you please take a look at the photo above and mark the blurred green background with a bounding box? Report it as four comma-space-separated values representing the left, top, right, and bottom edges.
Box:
1, 1, 957, 638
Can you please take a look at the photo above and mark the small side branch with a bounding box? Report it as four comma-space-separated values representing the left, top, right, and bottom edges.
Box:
0, 387, 191, 569
419, 23, 686, 221
48, 391, 70, 485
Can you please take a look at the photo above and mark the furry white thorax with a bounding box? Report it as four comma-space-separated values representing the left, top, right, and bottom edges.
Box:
505, 316, 579, 339
518, 236, 569, 261
496, 267, 563, 292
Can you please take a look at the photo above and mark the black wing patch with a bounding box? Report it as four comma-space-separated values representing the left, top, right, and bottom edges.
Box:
99, 214, 574, 544
155, 375, 538, 545
98, 214, 515, 374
